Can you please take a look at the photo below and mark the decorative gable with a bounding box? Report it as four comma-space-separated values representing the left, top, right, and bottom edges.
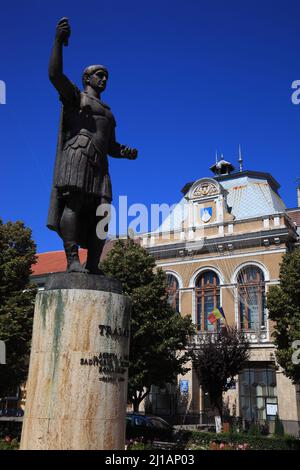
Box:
184, 178, 234, 227
192, 181, 220, 198
187, 178, 222, 201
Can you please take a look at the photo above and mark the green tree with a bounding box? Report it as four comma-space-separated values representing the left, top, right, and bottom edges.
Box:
192, 326, 250, 421
267, 248, 300, 383
102, 238, 195, 412
0, 219, 37, 395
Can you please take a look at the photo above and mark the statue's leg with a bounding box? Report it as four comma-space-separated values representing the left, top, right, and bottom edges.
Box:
60, 192, 88, 273
85, 210, 108, 275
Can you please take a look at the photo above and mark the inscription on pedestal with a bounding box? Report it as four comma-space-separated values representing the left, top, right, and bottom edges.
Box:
80, 324, 130, 383
80, 353, 129, 382
98, 324, 130, 338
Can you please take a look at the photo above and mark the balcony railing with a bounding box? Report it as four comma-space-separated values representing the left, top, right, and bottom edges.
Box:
242, 327, 269, 344
191, 326, 269, 346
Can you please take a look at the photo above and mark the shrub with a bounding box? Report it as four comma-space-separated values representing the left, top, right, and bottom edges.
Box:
0, 421, 22, 441
247, 423, 261, 436
0, 438, 19, 450
179, 430, 300, 451
126, 438, 154, 450
274, 415, 285, 437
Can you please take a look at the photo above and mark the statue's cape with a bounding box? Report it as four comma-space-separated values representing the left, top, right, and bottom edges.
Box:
46, 107, 65, 237
47, 86, 85, 243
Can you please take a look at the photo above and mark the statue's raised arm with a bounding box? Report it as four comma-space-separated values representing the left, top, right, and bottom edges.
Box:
48, 17, 74, 102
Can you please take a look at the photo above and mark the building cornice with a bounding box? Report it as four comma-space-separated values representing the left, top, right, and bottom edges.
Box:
147, 227, 296, 260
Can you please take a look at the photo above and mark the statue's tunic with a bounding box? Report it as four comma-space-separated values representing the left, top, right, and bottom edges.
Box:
47, 85, 116, 246
57, 87, 115, 199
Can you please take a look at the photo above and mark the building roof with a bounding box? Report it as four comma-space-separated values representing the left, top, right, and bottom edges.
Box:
31, 249, 87, 276
287, 208, 300, 235
181, 170, 280, 195
220, 175, 286, 220
157, 171, 286, 233
31, 239, 118, 278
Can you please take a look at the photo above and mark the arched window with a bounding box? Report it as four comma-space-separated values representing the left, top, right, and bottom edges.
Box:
166, 274, 180, 313
237, 266, 266, 330
196, 271, 220, 331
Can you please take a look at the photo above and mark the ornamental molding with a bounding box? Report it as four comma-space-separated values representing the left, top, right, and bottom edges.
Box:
189, 178, 221, 200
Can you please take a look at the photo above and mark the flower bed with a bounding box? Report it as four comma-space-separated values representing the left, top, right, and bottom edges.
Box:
0, 437, 19, 450
179, 430, 300, 451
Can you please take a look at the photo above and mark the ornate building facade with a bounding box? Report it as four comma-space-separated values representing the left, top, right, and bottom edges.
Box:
31, 160, 300, 434
136, 160, 300, 434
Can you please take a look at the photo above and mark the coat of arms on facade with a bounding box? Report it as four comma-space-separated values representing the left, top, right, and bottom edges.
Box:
193, 182, 219, 198
200, 207, 212, 223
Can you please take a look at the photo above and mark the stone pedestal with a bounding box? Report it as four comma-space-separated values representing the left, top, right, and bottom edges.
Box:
20, 273, 131, 450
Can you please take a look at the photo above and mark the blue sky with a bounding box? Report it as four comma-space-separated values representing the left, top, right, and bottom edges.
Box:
0, 0, 299, 252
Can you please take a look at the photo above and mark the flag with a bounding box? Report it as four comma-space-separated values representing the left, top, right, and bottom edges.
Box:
207, 307, 223, 324
219, 307, 226, 319
207, 307, 226, 324
208, 312, 218, 324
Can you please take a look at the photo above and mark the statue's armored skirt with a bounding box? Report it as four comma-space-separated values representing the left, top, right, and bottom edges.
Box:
55, 131, 103, 197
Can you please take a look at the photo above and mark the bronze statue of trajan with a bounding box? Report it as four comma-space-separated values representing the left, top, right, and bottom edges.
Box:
47, 18, 138, 274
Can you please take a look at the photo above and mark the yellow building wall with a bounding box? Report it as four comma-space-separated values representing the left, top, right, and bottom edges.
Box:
147, 202, 299, 425
160, 250, 284, 286
161, 250, 285, 327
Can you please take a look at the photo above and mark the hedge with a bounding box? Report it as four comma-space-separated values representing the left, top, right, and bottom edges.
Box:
178, 430, 300, 450
0, 439, 19, 450
0, 421, 22, 440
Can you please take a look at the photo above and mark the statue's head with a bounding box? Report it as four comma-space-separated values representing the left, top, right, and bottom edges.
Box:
82, 65, 109, 93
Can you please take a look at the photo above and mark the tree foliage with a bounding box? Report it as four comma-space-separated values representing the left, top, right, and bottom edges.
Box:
267, 248, 300, 383
0, 219, 37, 395
192, 327, 250, 419
102, 238, 195, 411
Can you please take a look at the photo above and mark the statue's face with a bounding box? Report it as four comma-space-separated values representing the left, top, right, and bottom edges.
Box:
88, 69, 108, 93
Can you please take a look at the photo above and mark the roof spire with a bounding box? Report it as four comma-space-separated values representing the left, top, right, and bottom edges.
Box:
215, 150, 218, 165
297, 177, 300, 207
238, 145, 243, 172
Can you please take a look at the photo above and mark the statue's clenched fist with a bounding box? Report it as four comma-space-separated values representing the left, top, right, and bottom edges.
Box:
120, 146, 138, 160
55, 17, 71, 46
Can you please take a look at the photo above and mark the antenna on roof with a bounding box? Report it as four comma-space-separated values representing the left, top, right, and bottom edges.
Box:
238, 145, 243, 172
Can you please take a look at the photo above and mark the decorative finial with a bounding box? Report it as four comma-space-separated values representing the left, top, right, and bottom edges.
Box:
297, 178, 300, 207
215, 150, 218, 165
238, 145, 243, 172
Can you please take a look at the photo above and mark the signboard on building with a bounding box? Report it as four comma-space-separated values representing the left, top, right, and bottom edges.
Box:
180, 380, 189, 393
266, 404, 278, 416
0, 340, 6, 364
215, 415, 222, 433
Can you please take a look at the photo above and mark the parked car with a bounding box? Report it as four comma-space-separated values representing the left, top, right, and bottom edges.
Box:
126, 413, 174, 442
